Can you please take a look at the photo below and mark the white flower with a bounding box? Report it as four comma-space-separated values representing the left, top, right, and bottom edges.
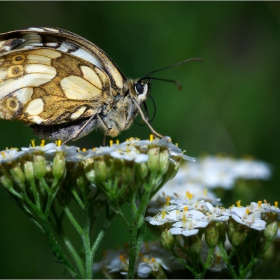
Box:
231, 206, 266, 230
204, 202, 230, 221
145, 210, 176, 225
233, 159, 271, 180
45, 144, 79, 161
0, 148, 26, 163
124, 136, 195, 162
170, 217, 209, 236
92, 248, 128, 274
110, 146, 148, 163
21, 142, 57, 154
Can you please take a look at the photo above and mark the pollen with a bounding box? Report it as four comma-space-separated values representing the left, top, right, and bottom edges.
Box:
56, 139, 62, 147
31, 139, 36, 147
258, 201, 262, 207
82, 148, 87, 152
109, 140, 113, 146
236, 200, 241, 207
149, 134, 154, 141
186, 191, 193, 200
116, 139, 120, 145
275, 201, 278, 208
175, 143, 178, 147
165, 196, 170, 206
245, 208, 250, 214
183, 206, 189, 212
40, 140, 45, 147
203, 189, 208, 196
1, 151, 6, 158
161, 210, 166, 219
119, 255, 128, 265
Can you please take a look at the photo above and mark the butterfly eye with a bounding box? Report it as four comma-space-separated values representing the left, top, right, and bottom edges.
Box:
135, 82, 148, 96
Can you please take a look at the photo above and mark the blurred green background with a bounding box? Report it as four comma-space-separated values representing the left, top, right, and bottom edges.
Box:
0, 2, 279, 278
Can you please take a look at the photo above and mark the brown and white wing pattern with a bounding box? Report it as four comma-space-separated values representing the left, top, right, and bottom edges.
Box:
0, 27, 126, 92
0, 27, 129, 129
0, 27, 148, 142
0, 47, 111, 126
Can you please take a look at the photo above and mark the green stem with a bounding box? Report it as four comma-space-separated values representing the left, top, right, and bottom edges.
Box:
239, 240, 272, 279
64, 206, 84, 237
83, 200, 93, 279
91, 212, 116, 260
128, 185, 138, 214
62, 234, 85, 277
42, 217, 80, 279
71, 188, 85, 209
127, 177, 155, 279
29, 180, 41, 208
51, 205, 84, 277
218, 242, 238, 279
200, 247, 214, 278
44, 178, 61, 216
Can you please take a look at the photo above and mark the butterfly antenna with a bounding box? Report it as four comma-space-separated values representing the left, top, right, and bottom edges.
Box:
143, 77, 182, 90
141, 57, 203, 80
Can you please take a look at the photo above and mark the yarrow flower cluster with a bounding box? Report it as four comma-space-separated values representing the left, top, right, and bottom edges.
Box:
0, 136, 193, 279
92, 241, 185, 278
0, 136, 278, 279
145, 196, 279, 235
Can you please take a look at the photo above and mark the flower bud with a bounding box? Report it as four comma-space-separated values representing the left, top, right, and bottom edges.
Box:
22, 158, 35, 183
264, 212, 278, 242
33, 153, 46, 179
0, 165, 13, 190
83, 157, 95, 183
122, 162, 134, 184
135, 162, 148, 179
231, 224, 248, 247
205, 222, 219, 248
217, 221, 227, 244
44, 165, 54, 186
160, 229, 175, 251
6, 162, 25, 188
147, 147, 160, 173
164, 161, 180, 182
158, 149, 169, 176
94, 158, 107, 183
52, 152, 66, 180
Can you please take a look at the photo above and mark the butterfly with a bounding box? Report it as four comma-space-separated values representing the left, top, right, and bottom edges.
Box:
0, 27, 201, 143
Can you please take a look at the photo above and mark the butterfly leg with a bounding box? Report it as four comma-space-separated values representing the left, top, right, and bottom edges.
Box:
132, 98, 163, 138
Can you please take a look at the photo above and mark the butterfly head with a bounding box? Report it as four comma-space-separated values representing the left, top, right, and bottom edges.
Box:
134, 79, 150, 102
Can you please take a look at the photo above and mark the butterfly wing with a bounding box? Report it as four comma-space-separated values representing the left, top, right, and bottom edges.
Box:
0, 27, 127, 126
0, 27, 126, 92
0, 47, 111, 125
